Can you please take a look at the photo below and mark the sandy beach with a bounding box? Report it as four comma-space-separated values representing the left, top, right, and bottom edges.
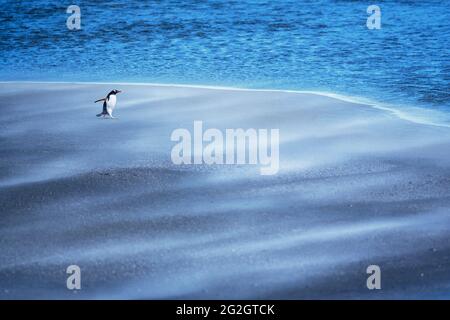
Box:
1, 82, 450, 299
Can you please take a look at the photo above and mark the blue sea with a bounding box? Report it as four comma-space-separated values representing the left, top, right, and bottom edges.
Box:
0, 0, 449, 122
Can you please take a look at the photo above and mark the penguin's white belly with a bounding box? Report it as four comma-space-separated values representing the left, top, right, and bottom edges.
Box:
106, 95, 117, 114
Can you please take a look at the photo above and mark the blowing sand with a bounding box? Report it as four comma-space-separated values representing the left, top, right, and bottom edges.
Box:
1, 82, 450, 299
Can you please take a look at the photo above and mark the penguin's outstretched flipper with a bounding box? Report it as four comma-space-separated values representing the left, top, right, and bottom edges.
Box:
95, 98, 106, 103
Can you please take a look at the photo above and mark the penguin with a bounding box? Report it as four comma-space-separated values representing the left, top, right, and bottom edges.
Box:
95, 89, 122, 118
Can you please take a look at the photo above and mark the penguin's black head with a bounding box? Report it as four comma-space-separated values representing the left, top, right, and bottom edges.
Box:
110, 89, 122, 95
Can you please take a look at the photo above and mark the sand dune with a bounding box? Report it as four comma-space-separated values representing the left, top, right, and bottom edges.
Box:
1, 82, 450, 299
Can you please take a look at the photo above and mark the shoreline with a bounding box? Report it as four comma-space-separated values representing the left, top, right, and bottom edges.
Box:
1, 80, 449, 128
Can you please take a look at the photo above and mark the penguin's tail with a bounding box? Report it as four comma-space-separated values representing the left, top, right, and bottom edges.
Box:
96, 113, 104, 117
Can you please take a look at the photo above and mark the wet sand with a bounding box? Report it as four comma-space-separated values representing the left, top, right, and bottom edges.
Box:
1, 82, 450, 299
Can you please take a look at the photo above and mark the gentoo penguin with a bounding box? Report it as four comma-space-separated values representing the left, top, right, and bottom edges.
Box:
95, 89, 122, 118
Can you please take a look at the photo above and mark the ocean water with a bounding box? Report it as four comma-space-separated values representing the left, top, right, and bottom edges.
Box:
0, 0, 449, 122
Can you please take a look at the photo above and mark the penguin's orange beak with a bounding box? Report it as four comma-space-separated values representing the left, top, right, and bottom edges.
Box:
117, 90, 122, 93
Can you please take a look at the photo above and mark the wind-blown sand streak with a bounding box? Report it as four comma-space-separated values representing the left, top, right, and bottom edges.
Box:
1, 82, 450, 299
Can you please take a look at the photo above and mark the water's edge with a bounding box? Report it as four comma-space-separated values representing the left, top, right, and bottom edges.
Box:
2, 80, 449, 129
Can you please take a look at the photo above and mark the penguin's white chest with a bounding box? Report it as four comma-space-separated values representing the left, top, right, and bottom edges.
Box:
106, 95, 117, 113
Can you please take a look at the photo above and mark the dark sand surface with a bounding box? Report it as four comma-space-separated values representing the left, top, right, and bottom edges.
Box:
1, 82, 450, 299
